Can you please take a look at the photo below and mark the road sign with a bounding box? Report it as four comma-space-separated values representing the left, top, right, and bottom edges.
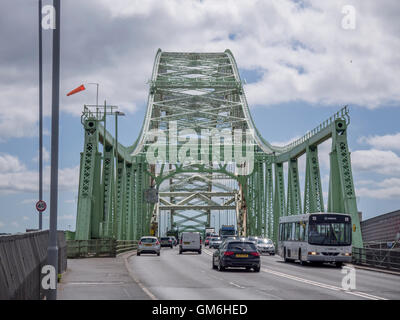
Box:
36, 200, 47, 212
144, 188, 158, 203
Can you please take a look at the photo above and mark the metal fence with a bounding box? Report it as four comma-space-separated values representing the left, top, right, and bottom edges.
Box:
352, 247, 400, 271
0, 230, 67, 300
67, 239, 138, 258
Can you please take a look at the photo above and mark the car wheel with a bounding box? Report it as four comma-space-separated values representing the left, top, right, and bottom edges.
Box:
212, 258, 217, 270
336, 262, 343, 268
254, 266, 260, 272
218, 261, 225, 272
198, 250, 201, 254
171, 245, 173, 249
157, 252, 160, 256
137, 252, 140, 256
245, 267, 251, 271
179, 250, 182, 254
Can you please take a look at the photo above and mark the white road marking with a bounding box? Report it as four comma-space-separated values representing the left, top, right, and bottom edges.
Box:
261, 267, 388, 300
123, 253, 158, 300
229, 282, 245, 289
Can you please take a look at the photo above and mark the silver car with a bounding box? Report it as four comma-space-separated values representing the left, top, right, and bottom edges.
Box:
137, 236, 161, 256
209, 236, 223, 249
256, 238, 275, 255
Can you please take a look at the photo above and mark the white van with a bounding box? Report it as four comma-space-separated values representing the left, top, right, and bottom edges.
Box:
179, 232, 202, 254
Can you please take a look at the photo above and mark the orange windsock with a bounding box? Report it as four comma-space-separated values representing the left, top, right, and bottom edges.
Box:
67, 84, 86, 96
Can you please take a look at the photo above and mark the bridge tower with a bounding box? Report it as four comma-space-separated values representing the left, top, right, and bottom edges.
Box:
74, 49, 363, 249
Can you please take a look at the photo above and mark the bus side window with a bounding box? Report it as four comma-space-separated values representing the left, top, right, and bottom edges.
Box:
299, 221, 304, 241
294, 222, 300, 241
304, 223, 308, 241
286, 223, 292, 241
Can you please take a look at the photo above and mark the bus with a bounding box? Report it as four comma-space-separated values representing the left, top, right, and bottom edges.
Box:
278, 212, 352, 267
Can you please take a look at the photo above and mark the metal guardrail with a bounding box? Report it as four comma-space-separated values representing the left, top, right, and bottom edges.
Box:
352, 247, 400, 271
67, 239, 138, 258
115, 240, 138, 255
0, 230, 67, 300
67, 239, 116, 258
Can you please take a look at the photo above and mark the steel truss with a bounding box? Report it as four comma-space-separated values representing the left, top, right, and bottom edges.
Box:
75, 49, 363, 248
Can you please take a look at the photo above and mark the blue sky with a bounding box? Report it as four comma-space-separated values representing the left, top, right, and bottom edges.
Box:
1, 0, 399, 233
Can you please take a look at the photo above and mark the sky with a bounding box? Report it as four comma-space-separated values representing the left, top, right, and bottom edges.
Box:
0, 0, 399, 233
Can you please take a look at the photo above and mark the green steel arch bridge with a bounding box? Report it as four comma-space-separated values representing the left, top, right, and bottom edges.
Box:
74, 49, 363, 248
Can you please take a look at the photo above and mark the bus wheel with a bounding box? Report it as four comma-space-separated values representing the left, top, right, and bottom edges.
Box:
284, 248, 289, 263
336, 262, 343, 268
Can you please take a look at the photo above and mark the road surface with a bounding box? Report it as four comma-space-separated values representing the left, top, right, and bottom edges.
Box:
127, 246, 400, 300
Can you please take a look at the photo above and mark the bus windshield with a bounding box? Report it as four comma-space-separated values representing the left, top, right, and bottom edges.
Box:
308, 215, 351, 246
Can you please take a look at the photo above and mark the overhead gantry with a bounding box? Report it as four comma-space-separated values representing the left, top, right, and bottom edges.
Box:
74, 49, 363, 248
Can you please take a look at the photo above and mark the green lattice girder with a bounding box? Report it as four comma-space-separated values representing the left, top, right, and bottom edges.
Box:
75, 50, 363, 249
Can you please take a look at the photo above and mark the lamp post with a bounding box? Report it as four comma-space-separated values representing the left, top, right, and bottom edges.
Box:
113, 111, 125, 238
47, 0, 60, 300
38, 0, 43, 230
87, 82, 99, 108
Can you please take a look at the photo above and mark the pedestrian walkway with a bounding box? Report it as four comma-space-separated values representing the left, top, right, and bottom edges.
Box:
57, 252, 149, 300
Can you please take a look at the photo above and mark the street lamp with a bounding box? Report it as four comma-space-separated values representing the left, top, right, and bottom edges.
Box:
47, 0, 60, 301
86, 82, 99, 108
38, 0, 43, 230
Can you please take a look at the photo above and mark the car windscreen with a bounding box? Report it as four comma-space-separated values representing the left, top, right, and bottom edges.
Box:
227, 242, 257, 251
211, 237, 221, 241
141, 238, 156, 243
258, 239, 273, 244
160, 237, 169, 240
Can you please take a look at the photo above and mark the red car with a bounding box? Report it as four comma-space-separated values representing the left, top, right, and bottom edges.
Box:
205, 236, 211, 246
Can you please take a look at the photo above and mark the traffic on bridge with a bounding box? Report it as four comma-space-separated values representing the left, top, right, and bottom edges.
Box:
1, 2, 399, 316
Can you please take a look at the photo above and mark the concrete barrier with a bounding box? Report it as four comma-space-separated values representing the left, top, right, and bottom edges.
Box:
0, 230, 67, 300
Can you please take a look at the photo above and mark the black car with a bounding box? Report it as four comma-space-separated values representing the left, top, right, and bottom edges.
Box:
212, 240, 260, 272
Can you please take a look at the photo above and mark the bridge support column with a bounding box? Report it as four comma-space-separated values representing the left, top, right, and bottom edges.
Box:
265, 161, 273, 238
76, 120, 99, 240
101, 145, 114, 238
328, 120, 363, 248
287, 158, 302, 215
304, 145, 324, 213
116, 160, 126, 239
273, 163, 285, 244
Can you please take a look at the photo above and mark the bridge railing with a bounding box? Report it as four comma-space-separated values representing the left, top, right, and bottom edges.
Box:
0, 230, 67, 300
67, 239, 138, 258
67, 239, 116, 258
352, 247, 400, 271
115, 240, 138, 255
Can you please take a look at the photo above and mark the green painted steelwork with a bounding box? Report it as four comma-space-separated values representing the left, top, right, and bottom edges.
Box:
74, 50, 363, 249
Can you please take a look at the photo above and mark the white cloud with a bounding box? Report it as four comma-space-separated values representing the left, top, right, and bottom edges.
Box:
356, 177, 400, 199
1, 0, 400, 141
32, 147, 50, 163
0, 153, 26, 173
0, 153, 79, 194
351, 149, 400, 176
0, 221, 4, 228
358, 132, 400, 151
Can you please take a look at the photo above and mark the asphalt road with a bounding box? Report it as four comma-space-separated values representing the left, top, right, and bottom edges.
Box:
127, 245, 400, 300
